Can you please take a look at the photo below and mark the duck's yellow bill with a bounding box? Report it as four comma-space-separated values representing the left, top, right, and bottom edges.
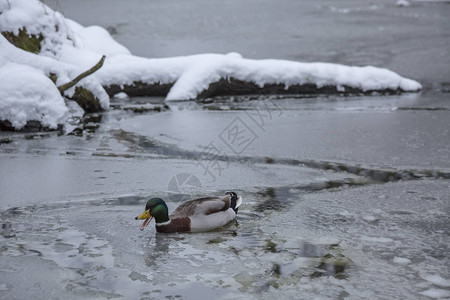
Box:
136, 210, 150, 220
135, 210, 153, 231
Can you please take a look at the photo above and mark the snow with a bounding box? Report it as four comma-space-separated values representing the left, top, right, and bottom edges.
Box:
0, 34, 109, 108
64, 19, 130, 57
0, 0, 49, 34
0, 0, 423, 130
0, 0, 73, 56
59, 19, 131, 69
0, 0, 109, 129
0, 63, 67, 129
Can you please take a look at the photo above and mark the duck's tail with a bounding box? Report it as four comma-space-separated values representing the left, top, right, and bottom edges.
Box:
226, 192, 242, 214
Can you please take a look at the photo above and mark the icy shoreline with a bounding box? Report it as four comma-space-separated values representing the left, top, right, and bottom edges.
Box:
0, 0, 422, 130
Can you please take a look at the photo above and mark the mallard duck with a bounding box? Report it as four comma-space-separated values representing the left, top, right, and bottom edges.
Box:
135, 192, 242, 233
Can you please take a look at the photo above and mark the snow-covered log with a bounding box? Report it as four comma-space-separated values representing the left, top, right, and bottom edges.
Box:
99, 52, 422, 100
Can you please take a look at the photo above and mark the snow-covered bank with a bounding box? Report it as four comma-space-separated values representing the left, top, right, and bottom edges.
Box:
0, 62, 67, 129
0, 0, 422, 130
0, 34, 109, 129
0, 0, 109, 129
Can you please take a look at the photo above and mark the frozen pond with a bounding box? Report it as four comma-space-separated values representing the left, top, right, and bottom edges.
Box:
1, 0, 450, 299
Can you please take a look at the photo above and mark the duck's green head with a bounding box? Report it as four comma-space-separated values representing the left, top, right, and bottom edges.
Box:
135, 198, 169, 230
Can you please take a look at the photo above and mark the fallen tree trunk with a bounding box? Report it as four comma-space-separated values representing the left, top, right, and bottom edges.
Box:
105, 81, 173, 97
104, 78, 403, 100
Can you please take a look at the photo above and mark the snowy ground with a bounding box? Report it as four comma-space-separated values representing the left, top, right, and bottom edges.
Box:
1, 0, 450, 299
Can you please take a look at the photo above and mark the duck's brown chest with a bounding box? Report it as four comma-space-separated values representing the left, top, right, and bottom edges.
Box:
156, 217, 191, 233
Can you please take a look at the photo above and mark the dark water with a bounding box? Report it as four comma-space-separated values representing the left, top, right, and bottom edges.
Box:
1, 0, 450, 299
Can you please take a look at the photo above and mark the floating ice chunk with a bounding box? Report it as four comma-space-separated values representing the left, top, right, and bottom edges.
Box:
363, 215, 378, 222
397, 0, 411, 6
309, 236, 341, 245
338, 210, 352, 217
372, 209, 384, 215
234, 271, 253, 286
293, 257, 319, 269
279, 262, 298, 276
421, 274, 450, 288
393, 257, 411, 265
361, 236, 394, 243
113, 92, 129, 100
418, 288, 450, 299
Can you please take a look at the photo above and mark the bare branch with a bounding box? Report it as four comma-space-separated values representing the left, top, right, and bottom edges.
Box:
58, 55, 106, 94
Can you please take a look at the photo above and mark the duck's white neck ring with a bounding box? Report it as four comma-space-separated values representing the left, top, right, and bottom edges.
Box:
156, 220, 171, 226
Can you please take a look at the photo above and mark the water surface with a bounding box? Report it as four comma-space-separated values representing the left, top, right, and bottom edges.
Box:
1, 0, 450, 299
